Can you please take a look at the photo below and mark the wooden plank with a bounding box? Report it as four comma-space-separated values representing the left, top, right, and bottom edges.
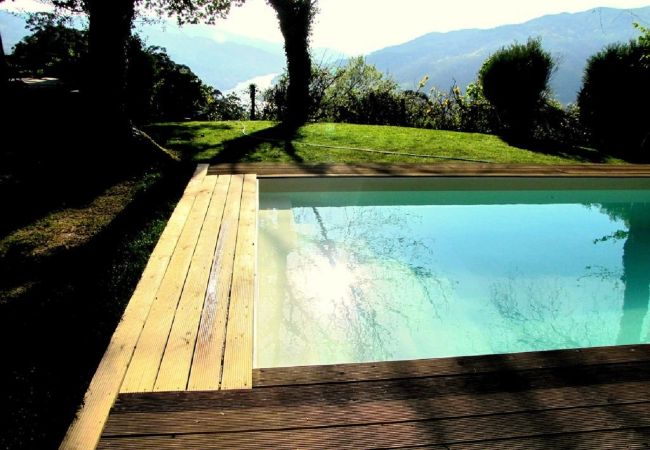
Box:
102, 379, 650, 436
97, 402, 650, 449
444, 429, 650, 450
110, 360, 650, 414
120, 174, 218, 394
221, 174, 257, 390
188, 175, 244, 391
209, 163, 650, 178
254, 344, 650, 387
59, 165, 209, 450
153, 175, 231, 392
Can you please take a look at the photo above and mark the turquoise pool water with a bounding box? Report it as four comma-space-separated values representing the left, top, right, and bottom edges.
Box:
256, 178, 650, 368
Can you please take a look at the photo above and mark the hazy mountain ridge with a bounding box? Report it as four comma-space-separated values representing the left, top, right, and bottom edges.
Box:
0, 12, 348, 91
138, 24, 286, 90
2, 6, 649, 100
367, 6, 650, 103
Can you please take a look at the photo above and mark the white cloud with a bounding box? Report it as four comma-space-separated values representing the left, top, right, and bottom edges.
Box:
212, 0, 282, 43
0, 0, 53, 13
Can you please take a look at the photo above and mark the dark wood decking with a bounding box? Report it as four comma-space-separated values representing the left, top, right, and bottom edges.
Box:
99, 345, 650, 449
209, 162, 650, 177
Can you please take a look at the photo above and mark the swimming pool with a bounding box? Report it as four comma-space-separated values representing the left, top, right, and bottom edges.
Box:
256, 177, 650, 368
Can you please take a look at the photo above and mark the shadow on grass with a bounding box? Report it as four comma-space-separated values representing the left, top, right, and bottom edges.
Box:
149, 122, 307, 164
1, 92, 178, 240
211, 122, 305, 164
146, 122, 234, 146
500, 135, 616, 164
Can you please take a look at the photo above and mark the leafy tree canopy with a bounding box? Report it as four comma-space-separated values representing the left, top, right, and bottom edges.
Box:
142, 0, 245, 24
10, 13, 87, 83
46, 0, 245, 24
9, 18, 230, 122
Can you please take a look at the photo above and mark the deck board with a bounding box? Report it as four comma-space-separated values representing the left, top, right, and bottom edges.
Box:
120, 173, 219, 394
103, 379, 650, 436
254, 344, 650, 387
221, 174, 257, 390
153, 175, 230, 392
99, 402, 650, 449
188, 175, 245, 391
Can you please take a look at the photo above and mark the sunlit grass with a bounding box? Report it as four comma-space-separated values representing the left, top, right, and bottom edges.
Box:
147, 121, 623, 165
0, 173, 161, 260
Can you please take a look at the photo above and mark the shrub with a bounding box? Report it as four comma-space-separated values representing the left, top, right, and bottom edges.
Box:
321, 57, 402, 125
261, 66, 335, 121
479, 38, 555, 140
400, 89, 433, 129
204, 90, 246, 121
578, 36, 650, 160
534, 101, 589, 146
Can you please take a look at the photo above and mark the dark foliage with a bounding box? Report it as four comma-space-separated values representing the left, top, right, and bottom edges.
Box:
262, 65, 334, 121
578, 39, 650, 161
143, 0, 245, 25
41, 0, 244, 152
10, 14, 88, 85
479, 39, 555, 140
7, 19, 221, 123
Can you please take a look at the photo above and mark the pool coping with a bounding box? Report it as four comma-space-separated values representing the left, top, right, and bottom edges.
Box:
209, 162, 650, 178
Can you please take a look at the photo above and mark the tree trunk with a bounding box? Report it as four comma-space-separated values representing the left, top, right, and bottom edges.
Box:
268, 0, 313, 126
617, 205, 650, 345
249, 83, 257, 120
85, 0, 135, 150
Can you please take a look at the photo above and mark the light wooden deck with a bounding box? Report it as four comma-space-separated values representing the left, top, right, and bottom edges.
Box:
60, 166, 258, 450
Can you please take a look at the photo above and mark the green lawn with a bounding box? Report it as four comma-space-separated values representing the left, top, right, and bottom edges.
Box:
146, 121, 622, 165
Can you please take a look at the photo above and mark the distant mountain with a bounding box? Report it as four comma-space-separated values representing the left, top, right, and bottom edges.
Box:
0, 12, 346, 92
137, 24, 286, 91
366, 6, 650, 104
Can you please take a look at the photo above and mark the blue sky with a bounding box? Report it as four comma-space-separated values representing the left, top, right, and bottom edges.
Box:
3, 0, 650, 54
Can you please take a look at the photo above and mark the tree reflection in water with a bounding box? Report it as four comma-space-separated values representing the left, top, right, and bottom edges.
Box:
488, 202, 650, 352
488, 275, 620, 352
259, 203, 452, 367
259, 195, 650, 368
597, 203, 650, 345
